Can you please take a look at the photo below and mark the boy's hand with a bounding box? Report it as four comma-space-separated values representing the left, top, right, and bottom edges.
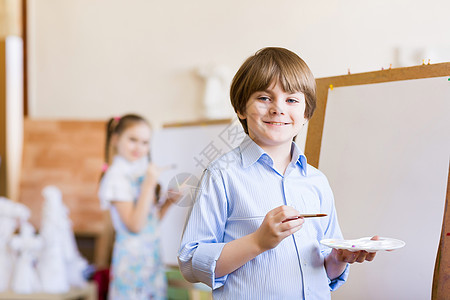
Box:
253, 205, 304, 252
331, 235, 378, 264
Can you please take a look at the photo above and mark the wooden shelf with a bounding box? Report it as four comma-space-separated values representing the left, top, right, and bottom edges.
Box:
0, 282, 97, 300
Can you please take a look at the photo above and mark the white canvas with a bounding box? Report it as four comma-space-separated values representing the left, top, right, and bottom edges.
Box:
318, 76, 450, 299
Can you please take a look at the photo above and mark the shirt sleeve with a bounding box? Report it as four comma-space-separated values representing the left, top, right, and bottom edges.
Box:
328, 264, 349, 291
178, 168, 229, 289
318, 173, 350, 291
98, 171, 134, 209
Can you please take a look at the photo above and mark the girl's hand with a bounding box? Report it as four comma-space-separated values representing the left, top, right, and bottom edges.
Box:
143, 163, 160, 187
253, 205, 304, 252
331, 235, 378, 264
158, 189, 180, 220
166, 189, 182, 205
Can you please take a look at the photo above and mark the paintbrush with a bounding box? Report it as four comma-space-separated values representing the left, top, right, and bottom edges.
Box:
282, 214, 327, 223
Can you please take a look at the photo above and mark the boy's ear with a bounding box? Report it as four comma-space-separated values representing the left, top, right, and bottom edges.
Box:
303, 114, 310, 125
237, 111, 246, 120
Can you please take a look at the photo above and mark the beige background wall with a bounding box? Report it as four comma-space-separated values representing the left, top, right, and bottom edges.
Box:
27, 0, 450, 127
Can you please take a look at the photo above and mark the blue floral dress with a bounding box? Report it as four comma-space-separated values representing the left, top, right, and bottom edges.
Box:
98, 156, 167, 300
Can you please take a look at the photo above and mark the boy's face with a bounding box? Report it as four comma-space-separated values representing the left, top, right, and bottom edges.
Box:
238, 80, 307, 151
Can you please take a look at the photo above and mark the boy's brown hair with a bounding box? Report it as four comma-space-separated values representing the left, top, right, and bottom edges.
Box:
230, 47, 316, 134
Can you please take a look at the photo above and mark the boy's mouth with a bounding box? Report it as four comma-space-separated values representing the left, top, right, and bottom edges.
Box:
264, 121, 289, 126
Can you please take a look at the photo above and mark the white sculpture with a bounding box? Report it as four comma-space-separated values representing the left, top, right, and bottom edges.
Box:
10, 222, 43, 294
37, 186, 87, 293
197, 64, 234, 119
0, 197, 30, 221
0, 197, 30, 292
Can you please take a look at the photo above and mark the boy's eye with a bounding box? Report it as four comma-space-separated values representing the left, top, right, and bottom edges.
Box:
258, 96, 270, 101
287, 98, 299, 103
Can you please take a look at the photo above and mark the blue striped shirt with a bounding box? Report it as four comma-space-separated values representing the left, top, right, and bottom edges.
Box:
178, 136, 349, 299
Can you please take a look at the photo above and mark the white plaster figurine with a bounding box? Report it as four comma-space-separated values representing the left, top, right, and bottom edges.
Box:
0, 197, 30, 292
37, 185, 88, 293
10, 221, 43, 294
197, 63, 234, 119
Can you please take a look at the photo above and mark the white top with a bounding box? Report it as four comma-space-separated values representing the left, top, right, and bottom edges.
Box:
98, 155, 149, 232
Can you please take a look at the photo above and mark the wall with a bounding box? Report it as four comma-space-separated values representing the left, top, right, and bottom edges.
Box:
27, 0, 450, 127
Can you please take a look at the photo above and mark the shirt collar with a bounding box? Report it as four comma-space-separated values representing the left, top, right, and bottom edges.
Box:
239, 136, 308, 176
240, 136, 267, 169
290, 142, 308, 176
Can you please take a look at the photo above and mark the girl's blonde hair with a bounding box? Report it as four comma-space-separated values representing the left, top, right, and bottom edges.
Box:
230, 47, 316, 134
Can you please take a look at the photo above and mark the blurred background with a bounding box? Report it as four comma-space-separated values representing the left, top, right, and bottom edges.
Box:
1, 0, 449, 299
3, 0, 450, 199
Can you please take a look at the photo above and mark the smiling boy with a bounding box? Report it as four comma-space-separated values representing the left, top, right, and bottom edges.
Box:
178, 47, 376, 299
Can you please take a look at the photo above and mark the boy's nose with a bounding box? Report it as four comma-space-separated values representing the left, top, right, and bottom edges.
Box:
269, 102, 285, 115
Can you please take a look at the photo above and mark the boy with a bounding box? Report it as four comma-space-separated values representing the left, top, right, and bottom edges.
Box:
178, 47, 376, 299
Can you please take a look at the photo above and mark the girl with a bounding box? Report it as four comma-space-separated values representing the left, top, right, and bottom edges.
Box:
98, 114, 172, 300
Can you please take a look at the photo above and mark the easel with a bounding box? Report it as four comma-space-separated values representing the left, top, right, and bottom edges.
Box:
305, 62, 450, 299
